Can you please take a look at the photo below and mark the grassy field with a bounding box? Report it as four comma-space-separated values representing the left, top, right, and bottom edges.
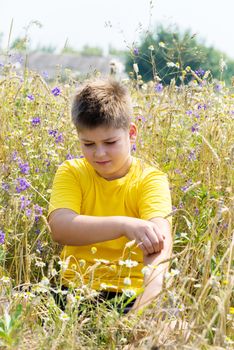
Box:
0, 60, 233, 349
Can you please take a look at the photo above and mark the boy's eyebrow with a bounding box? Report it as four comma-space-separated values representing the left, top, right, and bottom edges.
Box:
80, 136, 118, 142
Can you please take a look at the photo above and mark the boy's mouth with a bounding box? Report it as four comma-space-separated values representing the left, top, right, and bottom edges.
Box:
95, 161, 111, 165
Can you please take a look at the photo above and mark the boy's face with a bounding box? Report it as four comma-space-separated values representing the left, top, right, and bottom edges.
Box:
78, 124, 137, 180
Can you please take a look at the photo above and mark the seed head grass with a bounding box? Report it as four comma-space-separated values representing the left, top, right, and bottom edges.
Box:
0, 59, 233, 349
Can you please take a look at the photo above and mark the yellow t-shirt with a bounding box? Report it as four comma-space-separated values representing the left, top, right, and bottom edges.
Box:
48, 156, 172, 293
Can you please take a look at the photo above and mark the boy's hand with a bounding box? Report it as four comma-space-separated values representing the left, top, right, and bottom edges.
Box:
122, 218, 165, 256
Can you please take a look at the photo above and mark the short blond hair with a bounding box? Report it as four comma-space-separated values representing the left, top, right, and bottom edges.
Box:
71, 79, 132, 130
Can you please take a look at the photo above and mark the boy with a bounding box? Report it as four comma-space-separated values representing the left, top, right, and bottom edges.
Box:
48, 79, 172, 312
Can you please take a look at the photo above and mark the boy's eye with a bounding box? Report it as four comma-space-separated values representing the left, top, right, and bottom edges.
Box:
105, 141, 116, 145
84, 143, 94, 147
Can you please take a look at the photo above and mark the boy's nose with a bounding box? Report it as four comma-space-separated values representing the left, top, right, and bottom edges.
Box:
94, 146, 106, 158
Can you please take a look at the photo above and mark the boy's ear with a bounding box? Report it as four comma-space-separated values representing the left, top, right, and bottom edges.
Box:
129, 122, 137, 143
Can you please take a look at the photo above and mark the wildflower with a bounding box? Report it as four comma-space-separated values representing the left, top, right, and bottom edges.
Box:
66, 153, 74, 160
42, 71, 49, 79
27, 94, 34, 101
195, 68, 205, 78
188, 150, 196, 161
0, 276, 10, 284
148, 45, 154, 51
0, 230, 5, 244
79, 259, 86, 267
55, 133, 64, 143
39, 276, 50, 287
133, 63, 139, 74
91, 246, 97, 254
125, 239, 136, 249
36, 240, 43, 253
159, 41, 166, 48
132, 144, 137, 152
133, 47, 139, 56
191, 123, 199, 133
34, 204, 43, 216
123, 277, 132, 286
25, 208, 32, 217
59, 312, 70, 321
214, 84, 222, 92
155, 83, 163, 93
167, 62, 176, 68
51, 87, 61, 96
141, 266, 151, 277
122, 289, 136, 298
125, 259, 138, 268
2, 182, 9, 191
35, 261, 46, 268
136, 115, 146, 122
16, 178, 30, 193
229, 307, 234, 315
31, 117, 41, 126
49, 129, 58, 137
19, 162, 30, 174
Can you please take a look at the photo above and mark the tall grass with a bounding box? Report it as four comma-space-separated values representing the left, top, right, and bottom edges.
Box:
0, 56, 233, 349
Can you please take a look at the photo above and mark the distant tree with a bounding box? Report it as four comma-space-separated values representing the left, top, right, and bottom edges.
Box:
125, 25, 234, 85
80, 45, 103, 57
108, 44, 127, 58
35, 44, 56, 54
60, 45, 79, 55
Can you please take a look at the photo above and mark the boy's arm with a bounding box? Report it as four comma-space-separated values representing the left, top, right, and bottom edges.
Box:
132, 217, 172, 311
48, 209, 165, 254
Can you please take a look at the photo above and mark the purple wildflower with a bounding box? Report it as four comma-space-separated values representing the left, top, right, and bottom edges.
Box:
2, 182, 9, 191
214, 84, 222, 92
155, 83, 163, 93
181, 179, 193, 192
27, 94, 34, 101
48, 129, 58, 137
12, 151, 18, 161
35, 228, 40, 234
133, 48, 139, 56
195, 69, 205, 78
0, 62, 4, 68
66, 154, 74, 160
31, 117, 41, 126
55, 133, 63, 143
188, 150, 196, 161
34, 204, 43, 216
42, 71, 49, 79
191, 123, 199, 133
186, 110, 193, 116
174, 169, 182, 174
194, 207, 199, 216
132, 144, 137, 152
16, 178, 30, 193
136, 115, 146, 122
25, 208, 32, 217
0, 230, 5, 244
36, 240, 43, 253
19, 162, 30, 175
20, 196, 31, 210
51, 87, 61, 96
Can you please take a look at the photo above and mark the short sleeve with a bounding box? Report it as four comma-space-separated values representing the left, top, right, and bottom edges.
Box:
48, 161, 82, 217
138, 170, 172, 223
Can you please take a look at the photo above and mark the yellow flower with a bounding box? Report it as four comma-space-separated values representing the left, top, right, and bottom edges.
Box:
229, 307, 234, 315
91, 247, 97, 254
79, 259, 86, 267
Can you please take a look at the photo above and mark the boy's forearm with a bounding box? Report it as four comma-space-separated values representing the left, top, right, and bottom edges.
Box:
132, 224, 172, 311
49, 209, 126, 245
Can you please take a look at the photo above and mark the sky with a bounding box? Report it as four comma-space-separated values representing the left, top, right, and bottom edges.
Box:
1, 0, 234, 58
